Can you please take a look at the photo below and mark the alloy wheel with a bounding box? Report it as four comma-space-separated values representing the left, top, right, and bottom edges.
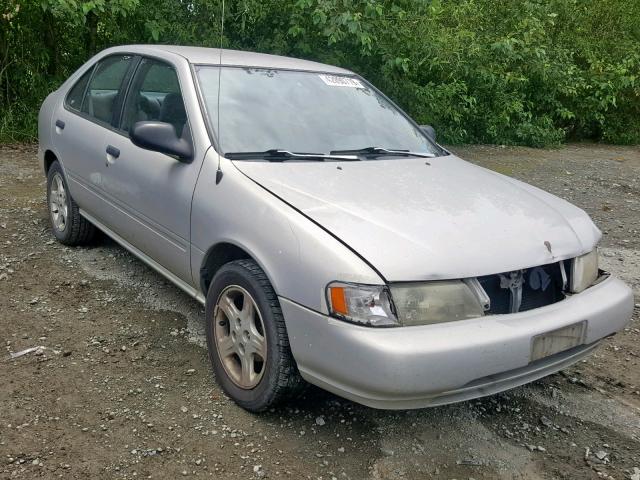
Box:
213, 285, 267, 389
49, 173, 68, 232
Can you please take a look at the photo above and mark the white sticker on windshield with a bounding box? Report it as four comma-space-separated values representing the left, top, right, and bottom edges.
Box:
319, 74, 364, 88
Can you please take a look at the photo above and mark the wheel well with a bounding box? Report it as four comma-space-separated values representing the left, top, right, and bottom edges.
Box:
44, 150, 57, 174
200, 243, 252, 294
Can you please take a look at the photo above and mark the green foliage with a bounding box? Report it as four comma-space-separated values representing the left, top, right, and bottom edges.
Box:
1, 0, 639, 145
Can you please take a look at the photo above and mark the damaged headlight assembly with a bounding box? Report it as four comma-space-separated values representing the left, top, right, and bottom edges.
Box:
327, 248, 601, 327
570, 248, 600, 293
327, 282, 398, 327
327, 280, 486, 327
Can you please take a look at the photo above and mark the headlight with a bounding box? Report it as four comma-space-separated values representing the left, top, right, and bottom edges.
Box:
327, 282, 398, 327
390, 280, 485, 326
327, 280, 485, 327
571, 248, 599, 293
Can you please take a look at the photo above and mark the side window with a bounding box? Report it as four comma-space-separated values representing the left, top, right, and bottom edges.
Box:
82, 55, 133, 125
121, 58, 187, 137
65, 67, 94, 111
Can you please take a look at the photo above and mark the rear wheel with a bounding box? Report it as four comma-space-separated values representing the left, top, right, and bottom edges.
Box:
205, 259, 304, 411
47, 161, 96, 245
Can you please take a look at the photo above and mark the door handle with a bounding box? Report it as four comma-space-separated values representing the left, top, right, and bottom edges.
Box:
55, 119, 65, 131
106, 145, 120, 158
105, 145, 120, 167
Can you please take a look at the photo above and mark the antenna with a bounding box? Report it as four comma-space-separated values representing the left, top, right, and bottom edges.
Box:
215, 0, 225, 184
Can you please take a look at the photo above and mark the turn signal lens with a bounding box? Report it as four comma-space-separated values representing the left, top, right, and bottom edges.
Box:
329, 287, 348, 315
327, 283, 398, 327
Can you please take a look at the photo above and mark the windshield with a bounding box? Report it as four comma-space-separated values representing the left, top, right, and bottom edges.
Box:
196, 66, 440, 157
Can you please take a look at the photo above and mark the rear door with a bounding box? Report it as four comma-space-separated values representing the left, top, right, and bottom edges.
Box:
97, 57, 202, 283
53, 54, 137, 222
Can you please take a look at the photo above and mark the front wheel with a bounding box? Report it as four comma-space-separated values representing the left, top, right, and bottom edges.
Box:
205, 259, 304, 411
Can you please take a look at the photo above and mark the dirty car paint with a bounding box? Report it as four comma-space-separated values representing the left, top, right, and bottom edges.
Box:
233, 155, 601, 281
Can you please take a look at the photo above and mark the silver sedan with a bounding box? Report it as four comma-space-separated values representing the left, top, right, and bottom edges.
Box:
38, 45, 634, 411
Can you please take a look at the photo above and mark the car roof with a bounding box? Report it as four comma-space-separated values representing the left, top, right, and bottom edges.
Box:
113, 45, 353, 74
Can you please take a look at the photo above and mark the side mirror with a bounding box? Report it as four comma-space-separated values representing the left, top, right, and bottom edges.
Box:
130, 121, 193, 162
420, 124, 436, 142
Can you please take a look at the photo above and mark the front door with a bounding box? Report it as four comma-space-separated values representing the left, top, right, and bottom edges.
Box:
98, 57, 201, 283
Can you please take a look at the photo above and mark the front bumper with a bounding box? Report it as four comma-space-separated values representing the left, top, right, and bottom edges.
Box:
280, 275, 634, 409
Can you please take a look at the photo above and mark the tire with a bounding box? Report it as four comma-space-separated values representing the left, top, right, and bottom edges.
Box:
46, 160, 96, 246
205, 259, 304, 411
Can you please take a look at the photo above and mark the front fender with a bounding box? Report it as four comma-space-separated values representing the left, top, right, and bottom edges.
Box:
190, 150, 383, 313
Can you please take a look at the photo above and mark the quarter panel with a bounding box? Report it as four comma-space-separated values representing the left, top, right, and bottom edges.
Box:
37, 91, 58, 172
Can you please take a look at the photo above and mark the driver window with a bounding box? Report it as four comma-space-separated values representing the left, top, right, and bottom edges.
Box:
122, 58, 187, 137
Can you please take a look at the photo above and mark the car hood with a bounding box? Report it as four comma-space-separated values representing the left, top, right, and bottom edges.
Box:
233, 155, 601, 281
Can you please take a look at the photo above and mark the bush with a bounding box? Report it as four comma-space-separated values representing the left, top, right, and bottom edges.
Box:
1, 0, 639, 146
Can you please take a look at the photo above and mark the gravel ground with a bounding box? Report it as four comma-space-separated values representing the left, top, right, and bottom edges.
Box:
0, 143, 638, 480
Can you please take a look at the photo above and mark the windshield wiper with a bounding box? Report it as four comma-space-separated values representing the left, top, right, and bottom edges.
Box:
330, 147, 436, 158
225, 149, 360, 161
